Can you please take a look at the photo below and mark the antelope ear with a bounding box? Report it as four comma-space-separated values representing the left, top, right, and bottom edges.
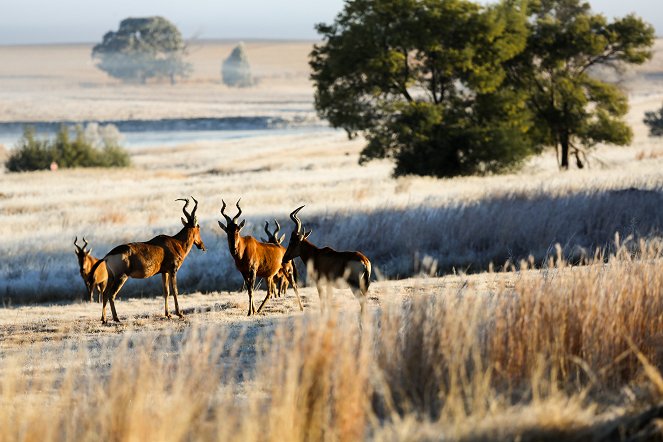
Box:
279, 234, 285, 243
239, 219, 246, 230
88, 248, 93, 255
217, 221, 227, 232
181, 217, 187, 226
304, 230, 312, 239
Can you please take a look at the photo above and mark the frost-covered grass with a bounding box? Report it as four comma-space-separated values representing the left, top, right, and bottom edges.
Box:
1, 128, 663, 304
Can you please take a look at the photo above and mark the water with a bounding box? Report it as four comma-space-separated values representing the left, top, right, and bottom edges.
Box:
0, 117, 334, 149
120, 126, 333, 149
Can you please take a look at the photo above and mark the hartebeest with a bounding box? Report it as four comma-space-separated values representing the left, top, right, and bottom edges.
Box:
218, 199, 303, 316
282, 206, 372, 315
74, 236, 108, 303
88, 197, 206, 323
262, 219, 299, 297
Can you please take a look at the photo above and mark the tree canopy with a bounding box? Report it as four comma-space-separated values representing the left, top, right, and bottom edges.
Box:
311, 0, 655, 177
92, 17, 192, 84
507, 0, 655, 169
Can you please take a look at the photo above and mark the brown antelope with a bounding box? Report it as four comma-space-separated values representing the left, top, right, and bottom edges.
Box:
74, 236, 108, 303
88, 197, 206, 323
262, 219, 299, 297
282, 206, 372, 316
218, 199, 303, 316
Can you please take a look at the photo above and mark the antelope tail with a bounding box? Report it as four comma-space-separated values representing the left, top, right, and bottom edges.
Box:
362, 260, 371, 292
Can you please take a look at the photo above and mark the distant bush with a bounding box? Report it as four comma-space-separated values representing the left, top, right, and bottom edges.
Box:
644, 104, 663, 136
222, 43, 254, 88
5, 124, 130, 172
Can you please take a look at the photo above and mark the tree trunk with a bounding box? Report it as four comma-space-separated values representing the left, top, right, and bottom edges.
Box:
560, 131, 570, 169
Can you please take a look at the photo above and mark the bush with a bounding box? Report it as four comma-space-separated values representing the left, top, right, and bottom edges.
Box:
5, 125, 130, 172
644, 104, 663, 136
222, 43, 253, 88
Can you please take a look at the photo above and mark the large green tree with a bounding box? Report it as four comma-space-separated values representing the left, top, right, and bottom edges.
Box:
92, 17, 192, 84
508, 0, 655, 169
311, 0, 536, 177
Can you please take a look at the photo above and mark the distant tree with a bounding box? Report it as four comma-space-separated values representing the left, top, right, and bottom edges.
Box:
92, 17, 192, 84
644, 104, 663, 137
507, 0, 655, 169
222, 43, 254, 88
311, 0, 537, 177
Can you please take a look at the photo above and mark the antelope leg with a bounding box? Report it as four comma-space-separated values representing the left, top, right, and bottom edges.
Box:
109, 275, 127, 323
245, 272, 256, 316
256, 276, 275, 314
288, 273, 304, 312
171, 273, 184, 318
162, 273, 172, 318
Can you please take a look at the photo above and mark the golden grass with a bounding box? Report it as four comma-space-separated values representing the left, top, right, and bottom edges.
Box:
2, 244, 663, 441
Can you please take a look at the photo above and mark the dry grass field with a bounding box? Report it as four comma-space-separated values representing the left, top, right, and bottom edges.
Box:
1, 40, 663, 440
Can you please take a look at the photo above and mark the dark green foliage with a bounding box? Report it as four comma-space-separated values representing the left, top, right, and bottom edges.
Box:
644, 104, 663, 137
311, 0, 537, 177
92, 17, 192, 84
5, 126, 130, 172
5, 128, 53, 172
507, 0, 655, 169
312, 0, 655, 176
222, 43, 253, 88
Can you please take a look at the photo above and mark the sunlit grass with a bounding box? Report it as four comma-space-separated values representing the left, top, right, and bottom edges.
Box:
2, 244, 662, 441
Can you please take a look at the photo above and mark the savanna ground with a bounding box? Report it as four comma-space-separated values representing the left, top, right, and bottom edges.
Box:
1, 40, 663, 440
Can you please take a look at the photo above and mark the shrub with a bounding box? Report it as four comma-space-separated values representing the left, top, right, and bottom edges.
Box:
5, 124, 130, 172
644, 104, 663, 136
222, 43, 253, 88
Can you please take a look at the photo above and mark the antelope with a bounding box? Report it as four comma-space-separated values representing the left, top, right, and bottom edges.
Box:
88, 197, 206, 323
282, 206, 372, 316
218, 199, 303, 316
262, 219, 299, 297
74, 236, 108, 303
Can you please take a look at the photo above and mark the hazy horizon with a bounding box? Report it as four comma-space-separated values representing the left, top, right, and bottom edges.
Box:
1, 0, 661, 45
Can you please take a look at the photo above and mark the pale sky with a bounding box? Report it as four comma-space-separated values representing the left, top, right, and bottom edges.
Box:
0, 0, 661, 45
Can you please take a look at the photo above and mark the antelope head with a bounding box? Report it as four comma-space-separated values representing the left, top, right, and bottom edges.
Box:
282, 206, 312, 264
262, 219, 285, 244
176, 196, 206, 251
218, 198, 246, 256
74, 236, 93, 280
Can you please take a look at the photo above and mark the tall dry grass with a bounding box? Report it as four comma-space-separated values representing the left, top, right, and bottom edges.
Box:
2, 244, 663, 441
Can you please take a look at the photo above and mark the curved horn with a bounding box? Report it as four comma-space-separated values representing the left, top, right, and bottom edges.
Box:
176, 198, 191, 221
190, 195, 199, 222
233, 198, 242, 223
273, 219, 281, 236
220, 199, 233, 224
290, 205, 305, 234
82, 237, 90, 253
264, 221, 272, 238
74, 236, 82, 251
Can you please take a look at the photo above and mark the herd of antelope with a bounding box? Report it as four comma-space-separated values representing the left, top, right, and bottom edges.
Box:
76, 197, 372, 323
